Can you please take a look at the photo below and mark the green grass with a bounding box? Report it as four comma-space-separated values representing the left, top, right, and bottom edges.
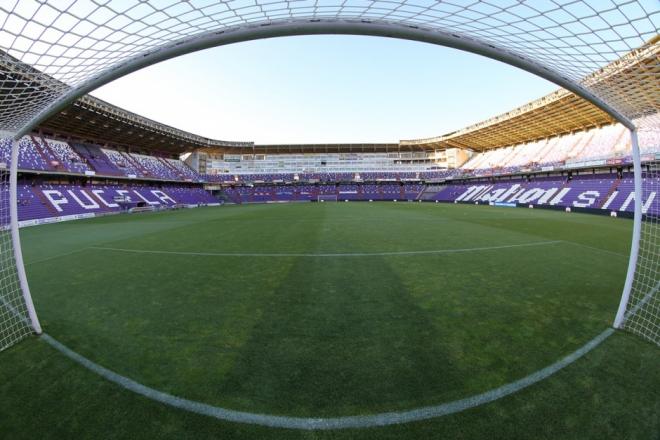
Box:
2, 202, 659, 439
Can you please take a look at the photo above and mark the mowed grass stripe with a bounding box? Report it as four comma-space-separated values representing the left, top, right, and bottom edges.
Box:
19, 204, 285, 265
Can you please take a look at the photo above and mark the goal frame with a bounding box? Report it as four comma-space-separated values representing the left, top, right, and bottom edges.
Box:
613, 130, 643, 329
6, 20, 644, 331
318, 194, 339, 202
9, 139, 41, 334
0, 4, 657, 345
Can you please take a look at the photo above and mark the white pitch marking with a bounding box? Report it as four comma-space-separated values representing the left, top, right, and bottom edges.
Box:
32, 238, 624, 428
558, 241, 628, 258
624, 280, 660, 322
24, 248, 90, 266
89, 241, 563, 258
40, 328, 614, 430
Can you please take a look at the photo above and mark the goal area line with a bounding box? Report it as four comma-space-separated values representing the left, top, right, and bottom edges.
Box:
89, 240, 562, 258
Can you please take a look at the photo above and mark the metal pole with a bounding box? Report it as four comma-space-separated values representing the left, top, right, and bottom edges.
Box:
9, 139, 42, 334
613, 128, 642, 328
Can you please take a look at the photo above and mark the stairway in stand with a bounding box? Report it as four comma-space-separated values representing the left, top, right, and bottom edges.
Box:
158, 157, 185, 179
31, 187, 60, 217
44, 136, 91, 172
29, 135, 58, 171
122, 152, 150, 177
599, 176, 621, 209
415, 187, 426, 200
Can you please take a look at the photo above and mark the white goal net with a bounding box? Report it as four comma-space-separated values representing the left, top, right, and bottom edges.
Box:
635, 160, 660, 344
0, 157, 38, 351
617, 153, 659, 345
0, 164, 26, 351
0, 0, 657, 348
318, 194, 338, 202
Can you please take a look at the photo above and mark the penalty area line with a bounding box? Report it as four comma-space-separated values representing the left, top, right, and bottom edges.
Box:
40, 328, 613, 430
24, 248, 90, 266
88, 240, 563, 258
558, 241, 628, 259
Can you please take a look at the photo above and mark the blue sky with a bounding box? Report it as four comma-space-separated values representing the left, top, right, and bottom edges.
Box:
92, 35, 558, 145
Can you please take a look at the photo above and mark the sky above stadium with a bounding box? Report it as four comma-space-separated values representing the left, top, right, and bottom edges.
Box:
92, 35, 558, 145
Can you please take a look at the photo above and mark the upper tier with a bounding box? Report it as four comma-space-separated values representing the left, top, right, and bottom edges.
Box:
3, 117, 658, 184
0, 135, 203, 183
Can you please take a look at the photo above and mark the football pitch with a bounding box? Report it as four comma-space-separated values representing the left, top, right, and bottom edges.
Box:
2, 202, 659, 439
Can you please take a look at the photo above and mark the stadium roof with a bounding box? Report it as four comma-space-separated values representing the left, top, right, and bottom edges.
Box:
400, 35, 659, 151
0, 51, 250, 153
4, 35, 655, 155
399, 89, 616, 150
37, 94, 253, 153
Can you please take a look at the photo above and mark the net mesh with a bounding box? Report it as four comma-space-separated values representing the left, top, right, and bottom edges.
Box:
0, 1, 658, 132
622, 135, 659, 345
0, 0, 657, 347
0, 162, 31, 351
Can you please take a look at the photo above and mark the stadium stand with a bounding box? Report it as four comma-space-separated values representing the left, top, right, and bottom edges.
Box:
425, 173, 658, 215
70, 143, 123, 176
130, 152, 181, 181
2, 137, 53, 171
4, 116, 658, 191
0, 136, 203, 181
1, 113, 657, 229
17, 181, 217, 224
213, 176, 657, 215
0, 38, 654, 229
43, 139, 91, 174
166, 158, 203, 181
101, 148, 146, 178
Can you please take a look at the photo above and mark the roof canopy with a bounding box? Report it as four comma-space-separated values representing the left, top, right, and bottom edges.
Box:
402, 35, 659, 151
38, 94, 252, 153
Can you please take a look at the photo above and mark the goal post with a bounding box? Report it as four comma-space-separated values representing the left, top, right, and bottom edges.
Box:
318, 195, 338, 202
10, 139, 41, 335
614, 129, 643, 330
0, 138, 41, 351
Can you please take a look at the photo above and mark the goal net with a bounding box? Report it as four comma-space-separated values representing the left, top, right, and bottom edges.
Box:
0, 151, 39, 351
0, 164, 26, 351
0, 0, 657, 348
615, 129, 659, 345
318, 195, 338, 202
